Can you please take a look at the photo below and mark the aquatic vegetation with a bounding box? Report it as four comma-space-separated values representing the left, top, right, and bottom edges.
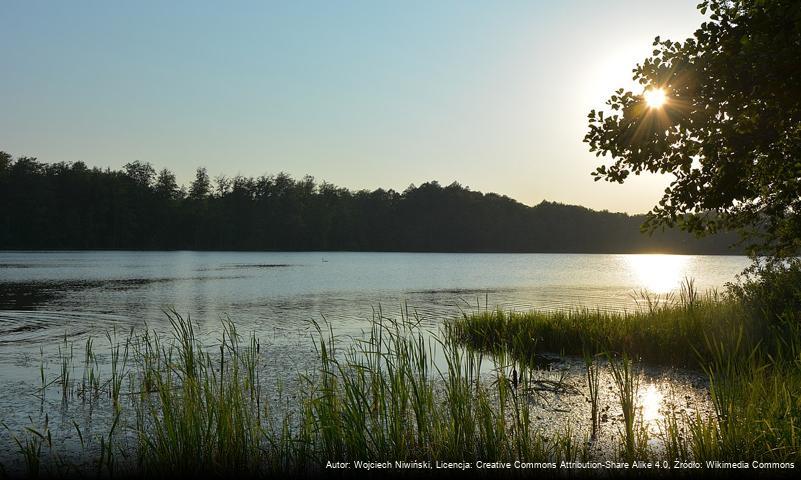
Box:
448, 282, 801, 466
606, 353, 643, 462
446, 284, 752, 369
5, 277, 801, 476
4, 310, 589, 477
583, 352, 600, 439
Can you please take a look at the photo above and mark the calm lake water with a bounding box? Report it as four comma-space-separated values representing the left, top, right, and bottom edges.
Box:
0, 251, 750, 468
0, 251, 750, 346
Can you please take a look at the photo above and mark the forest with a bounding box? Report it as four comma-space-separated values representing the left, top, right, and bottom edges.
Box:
0, 151, 739, 253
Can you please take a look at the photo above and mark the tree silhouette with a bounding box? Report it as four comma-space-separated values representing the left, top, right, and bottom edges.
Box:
155, 168, 181, 200
189, 167, 211, 200
0, 151, 739, 253
124, 161, 156, 188
585, 0, 801, 256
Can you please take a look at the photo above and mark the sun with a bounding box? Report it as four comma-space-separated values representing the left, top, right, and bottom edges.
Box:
643, 88, 667, 108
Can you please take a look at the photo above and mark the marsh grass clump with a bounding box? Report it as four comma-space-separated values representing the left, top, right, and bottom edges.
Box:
448, 279, 801, 466
8, 308, 593, 477
446, 284, 749, 369
606, 353, 646, 462
7, 415, 51, 478
132, 312, 266, 477
289, 310, 587, 469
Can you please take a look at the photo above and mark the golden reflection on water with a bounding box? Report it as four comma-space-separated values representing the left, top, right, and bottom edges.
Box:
640, 384, 664, 423
625, 254, 690, 294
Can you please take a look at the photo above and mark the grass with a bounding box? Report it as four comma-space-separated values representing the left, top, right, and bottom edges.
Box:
583, 352, 600, 439
447, 281, 801, 466
446, 284, 754, 369
606, 353, 643, 462
4, 278, 801, 476
3, 309, 591, 478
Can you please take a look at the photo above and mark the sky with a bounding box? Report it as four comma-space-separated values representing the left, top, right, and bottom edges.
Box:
0, 0, 705, 214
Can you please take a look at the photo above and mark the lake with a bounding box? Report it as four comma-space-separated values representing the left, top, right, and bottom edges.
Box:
0, 251, 750, 344
0, 251, 750, 468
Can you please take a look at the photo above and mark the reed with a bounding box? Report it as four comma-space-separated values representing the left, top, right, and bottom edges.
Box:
57, 334, 72, 401
446, 287, 751, 369
607, 353, 642, 461
291, 310, 583, 468
448, 281, 801, 466
78, 336, 100, 401
106, 328, 131, 408
583, 352, 600, 439
11, 308, 594, 476
4, 415, 52, 479
8, 279, 801, 476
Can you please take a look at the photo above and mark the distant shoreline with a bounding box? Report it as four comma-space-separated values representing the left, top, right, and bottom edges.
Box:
0, 248, 746, 256
1, 155, 742, 255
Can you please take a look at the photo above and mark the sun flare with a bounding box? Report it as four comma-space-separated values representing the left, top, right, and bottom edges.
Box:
643, 88, 667, 108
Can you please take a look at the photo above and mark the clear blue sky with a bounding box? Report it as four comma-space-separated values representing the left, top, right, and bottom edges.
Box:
0, 0, 704, 213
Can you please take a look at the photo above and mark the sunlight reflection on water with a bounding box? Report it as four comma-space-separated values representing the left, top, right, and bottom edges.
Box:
0, 252, 738, 468
640, 383, 665, 423
624, 254, 691, 294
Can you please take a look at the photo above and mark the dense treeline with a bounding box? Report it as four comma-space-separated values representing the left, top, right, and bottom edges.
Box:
0, 152, 739, 253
